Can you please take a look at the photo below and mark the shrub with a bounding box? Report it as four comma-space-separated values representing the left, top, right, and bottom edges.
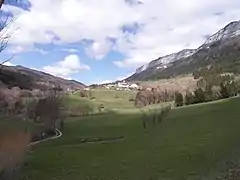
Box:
185, 92, 195, 105
204, 87, 214, 102
20, 90, 32, 98
194, 88, 205, 103
226, 82, 238, 97
31, 89, 43, 97
0, 88, 8, 112
135, 91, 148, 108
161, 105, 171, 119
211, 86, 222, 100
98, 104, 105, 113
70, 103, 94, 117
0, 87, 25, 116
220, 83, 230, 99
135, 89, 175, 108
128, 97, 135, 102
79, 90, 87, 97
25, 90, 64, 132
141, 105, 172, 129
174, 92, 183, 107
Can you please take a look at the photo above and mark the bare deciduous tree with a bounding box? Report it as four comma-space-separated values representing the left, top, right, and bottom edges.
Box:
0, 0, 18, 67
0, 0, 19, 9
0, 0, 4, 10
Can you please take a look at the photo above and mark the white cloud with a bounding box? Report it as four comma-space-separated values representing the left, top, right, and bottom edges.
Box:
42, 54, 90, 79
7, 45, 30, 54
7, 45, 48, 55
5, 0, 240, 68
62, 48, 79, 53
85, 40, 112, 60
35, 48, 48, 55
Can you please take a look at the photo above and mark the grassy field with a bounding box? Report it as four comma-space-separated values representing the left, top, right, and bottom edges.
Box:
75, 89, 137, 110
0, 114, 34, 132
21, 97, 240, 180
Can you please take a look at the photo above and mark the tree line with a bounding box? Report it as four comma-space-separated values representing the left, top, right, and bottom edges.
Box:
175, 67, 240, 107
135, 88, 175, 108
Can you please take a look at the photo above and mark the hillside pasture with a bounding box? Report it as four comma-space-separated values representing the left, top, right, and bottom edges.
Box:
21, 97, 240, 180
75, 88, 137, 110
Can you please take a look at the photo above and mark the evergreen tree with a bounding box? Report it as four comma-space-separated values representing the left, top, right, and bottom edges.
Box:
174, 92, 183, 107
185, 92, 195, 105
225, 82, 238, 97
220, 83, 229, 99
194, 88, 205, 103
204, 86, 214, 102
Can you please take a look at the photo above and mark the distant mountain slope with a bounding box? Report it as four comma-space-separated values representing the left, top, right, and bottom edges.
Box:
127, 20, 240, 81
0, 65, 85, 90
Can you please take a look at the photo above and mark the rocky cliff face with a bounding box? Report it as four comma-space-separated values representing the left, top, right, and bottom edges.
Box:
201, 21, 240, 48
128, 20, 240, 81
135, 49, 196, 74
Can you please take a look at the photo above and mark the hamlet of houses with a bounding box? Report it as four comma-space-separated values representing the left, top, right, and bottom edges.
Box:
103, 81, 140, 91
83, 81, 140, 91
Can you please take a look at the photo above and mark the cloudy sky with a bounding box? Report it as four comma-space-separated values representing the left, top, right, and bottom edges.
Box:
1, 0, 240, 84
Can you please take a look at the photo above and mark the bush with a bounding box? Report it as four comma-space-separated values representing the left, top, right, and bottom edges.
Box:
194, 88, 205, 103
0, 88, 8, 112
211, 86, 222, 100
220, 83, 229, 99
226, 82, 238, 97
0, 87, 25, 116
98, 104, 105, 113
174, 92, 183, 107
141, 105, 172, 129
204, 87, 214, 102
70, 104, 94, 117
25, 90, 64, 132
185, 92, 195, 105
135, 89, 175, 108
135, 91, 149, 108
20, 90, 32, 98
80, 90, 87, 97
128, 97, 135, 102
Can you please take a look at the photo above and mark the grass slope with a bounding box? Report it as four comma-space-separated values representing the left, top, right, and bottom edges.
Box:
22, 97, 240, 180
76, 89, 137, 110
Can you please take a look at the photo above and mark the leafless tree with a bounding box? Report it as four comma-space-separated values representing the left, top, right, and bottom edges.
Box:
0, 0, 4, 10
0, 0, 17, 67
0, 0, 19, 10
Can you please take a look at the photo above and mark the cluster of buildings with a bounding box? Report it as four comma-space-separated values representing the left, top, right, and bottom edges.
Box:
103, 81, 140, 91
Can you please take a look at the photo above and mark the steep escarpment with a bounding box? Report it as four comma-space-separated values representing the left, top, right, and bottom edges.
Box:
127, 20, 240, 81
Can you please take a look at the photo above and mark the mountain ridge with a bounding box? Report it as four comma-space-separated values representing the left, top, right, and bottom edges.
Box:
127, 20, 240, 81
0, 65, 86, 91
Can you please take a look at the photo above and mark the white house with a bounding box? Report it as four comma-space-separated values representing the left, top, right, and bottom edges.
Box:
117, 82, 129, 88
129, 83, 139, 89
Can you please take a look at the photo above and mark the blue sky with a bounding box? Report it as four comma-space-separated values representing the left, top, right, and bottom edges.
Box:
1, 0, 240, 85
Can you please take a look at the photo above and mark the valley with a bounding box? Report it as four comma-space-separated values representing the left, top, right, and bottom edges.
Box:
1, 2, 240, 179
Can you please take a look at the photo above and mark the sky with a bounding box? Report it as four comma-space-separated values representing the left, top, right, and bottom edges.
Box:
0, 0, 240, 85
